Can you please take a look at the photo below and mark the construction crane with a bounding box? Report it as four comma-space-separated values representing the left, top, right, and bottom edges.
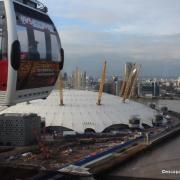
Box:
59, 72, 64, 106
97, 61, 107, 105
123, 64, 139, 103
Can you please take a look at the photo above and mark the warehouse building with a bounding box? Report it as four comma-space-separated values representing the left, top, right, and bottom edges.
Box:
0, 113, 41, 146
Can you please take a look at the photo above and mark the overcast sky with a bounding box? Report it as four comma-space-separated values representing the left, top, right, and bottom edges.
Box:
43, 0, 180, 77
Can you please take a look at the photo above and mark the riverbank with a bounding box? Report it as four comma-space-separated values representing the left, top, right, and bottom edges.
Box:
59, 117, 180, 176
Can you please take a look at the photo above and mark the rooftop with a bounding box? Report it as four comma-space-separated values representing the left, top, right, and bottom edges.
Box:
1, 90, 156, 133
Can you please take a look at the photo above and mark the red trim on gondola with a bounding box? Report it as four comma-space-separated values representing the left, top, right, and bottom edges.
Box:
0, 60, 8, 91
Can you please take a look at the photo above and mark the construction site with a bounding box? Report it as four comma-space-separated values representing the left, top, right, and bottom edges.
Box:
0, 113, 179, 179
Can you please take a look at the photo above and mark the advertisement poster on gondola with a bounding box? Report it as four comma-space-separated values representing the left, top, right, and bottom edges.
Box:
16, 60, 59, 90
15, 13, 60, 90
15, 7, 61, 90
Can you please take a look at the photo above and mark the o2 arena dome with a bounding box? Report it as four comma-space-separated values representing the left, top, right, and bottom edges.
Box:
1, 90, 156, 133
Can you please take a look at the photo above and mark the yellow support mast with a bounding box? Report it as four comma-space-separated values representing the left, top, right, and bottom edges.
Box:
120, 63, 133, 97
120, 74, 127, 97
97, 61, 107, 105
123, 64, 137, 103
128, 64, 141, 99
59, 72, 64, 106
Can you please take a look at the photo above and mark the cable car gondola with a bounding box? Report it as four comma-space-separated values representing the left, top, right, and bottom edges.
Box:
0, 0, 64, 106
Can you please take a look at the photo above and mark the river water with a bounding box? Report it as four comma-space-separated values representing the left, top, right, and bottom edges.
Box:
104, 99, 180, 180
107, 134, 180, 179
137, 99, 180, 113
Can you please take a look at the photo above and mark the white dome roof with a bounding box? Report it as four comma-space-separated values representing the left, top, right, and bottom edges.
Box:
1, 90, 156, 133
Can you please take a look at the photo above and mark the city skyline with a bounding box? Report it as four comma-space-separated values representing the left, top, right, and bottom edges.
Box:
44, 0, 180, 77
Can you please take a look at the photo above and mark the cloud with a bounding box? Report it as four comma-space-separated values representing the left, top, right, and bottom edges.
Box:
43, 0, 180, 77
45, 0, 180, 35
59, 26, 180, 76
